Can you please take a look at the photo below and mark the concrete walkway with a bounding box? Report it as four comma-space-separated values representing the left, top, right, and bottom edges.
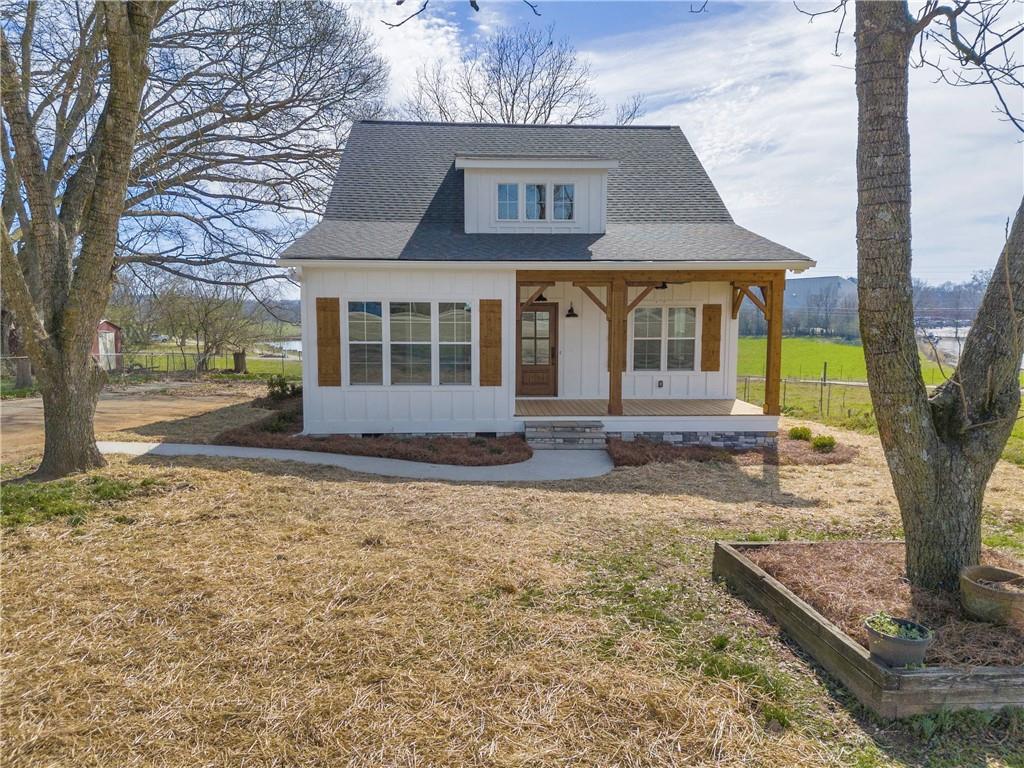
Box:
97, 441, 614, 482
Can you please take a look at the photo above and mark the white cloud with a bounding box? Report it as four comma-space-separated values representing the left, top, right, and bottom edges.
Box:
347, 0, 465, 106
583, 2, 1022, 282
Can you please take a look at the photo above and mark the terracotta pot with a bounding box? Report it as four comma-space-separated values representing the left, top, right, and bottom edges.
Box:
864, 618, 933, 668
960, 565, 1024, 628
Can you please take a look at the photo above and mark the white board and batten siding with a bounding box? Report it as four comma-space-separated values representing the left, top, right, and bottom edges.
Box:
301, 266, 749, 435
301, 266, 519, 435
537, 281, 738, 401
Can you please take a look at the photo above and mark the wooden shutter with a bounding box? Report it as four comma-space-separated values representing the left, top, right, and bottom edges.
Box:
479, 299, 502, 387
316, 297, 341, 386
701, 304, 722, 372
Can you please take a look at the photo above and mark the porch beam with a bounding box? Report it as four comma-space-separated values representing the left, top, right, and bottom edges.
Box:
574, 284, 608, 316
735, 284, 767, 317
607, 276, 627, 416
764, 276, 784, 416
626, 285, 657, 313
516, 269, 786, 285
518, 283, 553, 309
731, 286, 744, 320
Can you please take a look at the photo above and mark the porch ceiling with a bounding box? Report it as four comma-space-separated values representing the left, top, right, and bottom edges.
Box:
514, 398, 763, 418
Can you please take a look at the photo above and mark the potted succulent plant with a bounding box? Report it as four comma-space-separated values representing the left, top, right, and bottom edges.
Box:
864, 612, 934, 668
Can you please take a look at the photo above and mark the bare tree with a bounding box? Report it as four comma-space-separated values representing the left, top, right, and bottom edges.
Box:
1, 0, 170, 478
401, 24, 644, 125
1, 0, 387, 478
156, 282, 264, 373
815, 0, 1024, 589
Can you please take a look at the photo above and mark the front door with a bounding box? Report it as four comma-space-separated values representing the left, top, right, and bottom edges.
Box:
517, 305, 558, 396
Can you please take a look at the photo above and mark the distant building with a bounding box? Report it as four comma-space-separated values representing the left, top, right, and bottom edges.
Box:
91, 319, 123, 371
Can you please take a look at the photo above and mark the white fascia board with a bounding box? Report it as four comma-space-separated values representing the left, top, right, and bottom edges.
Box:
278, 258, 816, 273
454, 156, 620, 170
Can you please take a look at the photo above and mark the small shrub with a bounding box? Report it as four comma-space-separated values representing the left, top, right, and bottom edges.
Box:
811, 434, 836, 453
266, 374, 301, 401
787, 426, 812, 441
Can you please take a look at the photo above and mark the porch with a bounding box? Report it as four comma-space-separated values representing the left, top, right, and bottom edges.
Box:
516, 268, 785, 417
515, 398, 763, 418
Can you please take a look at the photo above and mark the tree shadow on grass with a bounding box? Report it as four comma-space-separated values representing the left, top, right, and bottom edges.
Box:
106, 401, 272, 444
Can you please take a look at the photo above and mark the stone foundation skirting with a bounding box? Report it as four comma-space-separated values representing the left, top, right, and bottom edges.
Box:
605, 430, 777, 449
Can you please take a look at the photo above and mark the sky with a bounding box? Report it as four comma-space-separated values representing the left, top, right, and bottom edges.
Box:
350, 0, 1023, 284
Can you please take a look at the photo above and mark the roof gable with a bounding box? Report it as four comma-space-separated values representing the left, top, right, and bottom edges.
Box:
324, 120, 733, 226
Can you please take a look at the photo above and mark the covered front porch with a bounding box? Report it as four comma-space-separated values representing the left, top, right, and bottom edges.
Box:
515, 398, 763, 418
515, 268, 785, 417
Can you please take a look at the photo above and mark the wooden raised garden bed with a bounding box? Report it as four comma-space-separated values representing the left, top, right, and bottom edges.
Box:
712, 541, 1024, 719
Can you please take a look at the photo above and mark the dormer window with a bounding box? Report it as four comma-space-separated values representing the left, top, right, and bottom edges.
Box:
525, 184, 546, 220
497, 183, 519, 220
553, 184, 575, 220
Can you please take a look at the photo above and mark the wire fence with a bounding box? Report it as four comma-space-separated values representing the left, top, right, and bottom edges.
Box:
1, 351, 303, 394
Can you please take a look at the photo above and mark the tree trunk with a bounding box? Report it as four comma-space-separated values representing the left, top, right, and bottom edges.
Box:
34, 358, 105, 479
233, 350, 247, 374
855, 1, 1024, 590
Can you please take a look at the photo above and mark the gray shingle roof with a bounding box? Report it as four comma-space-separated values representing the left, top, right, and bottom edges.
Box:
282, 120, 813, 266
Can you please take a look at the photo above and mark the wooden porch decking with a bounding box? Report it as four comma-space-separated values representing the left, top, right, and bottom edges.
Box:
514, 398, 763, 418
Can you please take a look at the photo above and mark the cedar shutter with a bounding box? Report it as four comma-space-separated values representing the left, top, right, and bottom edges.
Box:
316, 297, 341, 386
701, 304, 722, 372
479, 299, 502, 387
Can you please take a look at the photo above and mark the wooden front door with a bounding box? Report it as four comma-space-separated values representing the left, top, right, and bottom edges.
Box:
517, 305, 558, 396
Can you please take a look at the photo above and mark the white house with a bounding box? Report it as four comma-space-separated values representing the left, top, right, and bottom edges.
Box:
280, 120, 814, 447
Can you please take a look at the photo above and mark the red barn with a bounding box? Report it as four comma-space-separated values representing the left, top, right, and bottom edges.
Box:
91, 319, 123, 371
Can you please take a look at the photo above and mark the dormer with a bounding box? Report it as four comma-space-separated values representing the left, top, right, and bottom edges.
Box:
455, 154, 619, 235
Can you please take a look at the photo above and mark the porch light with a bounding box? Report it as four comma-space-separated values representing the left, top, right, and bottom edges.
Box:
565, 303, 578, 318
536, 293, 548, 302
655, 282, 668, 290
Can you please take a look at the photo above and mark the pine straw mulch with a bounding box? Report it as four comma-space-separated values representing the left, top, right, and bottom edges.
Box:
214, 398, 533, 466
608, 436, 857, 468
744, 541, 1024, 667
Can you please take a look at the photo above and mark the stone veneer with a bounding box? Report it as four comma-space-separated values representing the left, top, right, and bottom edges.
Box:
604, 430, 777, 450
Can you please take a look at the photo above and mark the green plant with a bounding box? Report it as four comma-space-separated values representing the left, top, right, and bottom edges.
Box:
266, 374, 302, 401
788, 426, 812, 441
811, 434, 836, 453
865, 612, 929, 640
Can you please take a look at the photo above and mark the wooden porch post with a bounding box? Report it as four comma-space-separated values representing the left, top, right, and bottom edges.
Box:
607, 276, 627, 416
764, 274, 784, 415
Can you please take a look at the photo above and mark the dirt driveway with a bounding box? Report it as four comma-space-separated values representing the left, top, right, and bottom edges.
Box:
1, 381, 261, 463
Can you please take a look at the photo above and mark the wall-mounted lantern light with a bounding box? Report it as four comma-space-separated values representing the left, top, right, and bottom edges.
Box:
565, 303, 578, 318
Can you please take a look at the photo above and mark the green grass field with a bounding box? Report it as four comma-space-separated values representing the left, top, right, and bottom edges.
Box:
737, 336, 953, 384
737, 337, 1024, 466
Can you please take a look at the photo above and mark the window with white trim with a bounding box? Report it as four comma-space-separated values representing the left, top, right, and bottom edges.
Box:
525, 183, 546, 220
553, 184, 574, 220
439, 302, 472, 384
631, 306, 697, 372
666, 307, 697, 370
389, 302, 432, 384
348, 301, 383, 384
632, 307, 662, 371
497, 183, 519, 220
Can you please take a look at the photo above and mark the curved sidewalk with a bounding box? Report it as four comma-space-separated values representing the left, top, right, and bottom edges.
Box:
97, 441, 614, 482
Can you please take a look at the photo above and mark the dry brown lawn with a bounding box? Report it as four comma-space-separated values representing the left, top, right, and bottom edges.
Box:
2, 419, 1023, 767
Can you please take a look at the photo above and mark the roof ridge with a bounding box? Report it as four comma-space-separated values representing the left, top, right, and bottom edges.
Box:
356, 119, 677, 131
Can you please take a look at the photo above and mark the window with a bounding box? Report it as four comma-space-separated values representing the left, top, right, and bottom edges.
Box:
632, 307, 662, 371
497, 183, 519, 220
631, 306, 698, 372
348, 301, 383, 384
553, 184, 574, 220
667, 307, 697, 371
389, 302, 432, 384
525, 183, 546, 220
439, 302, 472, 385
